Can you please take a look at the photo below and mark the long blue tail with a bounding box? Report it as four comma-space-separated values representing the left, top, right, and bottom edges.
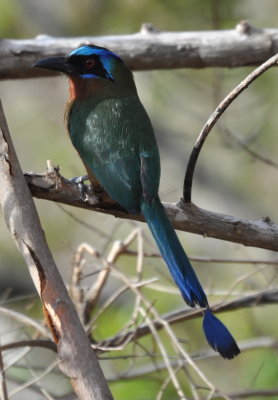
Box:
141, 197, 240, 359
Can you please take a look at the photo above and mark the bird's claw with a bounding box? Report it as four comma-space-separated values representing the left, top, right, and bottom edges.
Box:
69, 175, 89, 197
69, 175, 89, 185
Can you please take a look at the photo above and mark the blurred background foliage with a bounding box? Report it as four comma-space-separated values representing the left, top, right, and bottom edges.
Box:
0, 0, 278, 399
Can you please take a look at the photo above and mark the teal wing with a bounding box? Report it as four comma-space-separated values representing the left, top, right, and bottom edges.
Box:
94, 154, 142, 213
69, 95, 160, 213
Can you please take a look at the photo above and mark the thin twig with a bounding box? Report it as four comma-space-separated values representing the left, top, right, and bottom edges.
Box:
57, 203, 109, 238
25, 358, 56, 400
69, 235, 277, 398
87, 278, 158, 334
9, 359, 59, 397
0, 340, 56, 353
103, 248, 216, 393
212, 388, 278, 399
115, 249, 278, 265
0, 340, 8, 400
219, 265, 271, 305
77, 239, 218, 397
225, 127, 278, 170
4, 347, 33, 387
99, 288, 278, 349
139, 307, 187, 400
108, 264, 228, 399
83, 229, 144, 323
0, 307, 49, 338
183, 52, 278, 203
100, 337, 277, 381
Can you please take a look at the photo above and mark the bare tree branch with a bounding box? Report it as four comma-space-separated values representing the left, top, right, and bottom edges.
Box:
99, 337, 277, 382
0, 341, 8, 400
25, 170, 278, 252
212, 388, 278, 399
225, 127, 278, 169
183, 52, 278, 203
2, 21, 278, 79
0, 101, 114, 400
98, 288, 278, 350
0, 340, 56, 353
122, 252, 278, 265
2, 20, 277, 399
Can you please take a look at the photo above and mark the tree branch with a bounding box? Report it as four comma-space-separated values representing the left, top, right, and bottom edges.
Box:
1, 288, 277, 357
183, 52, 278, 203
0, 102, 114, 400
98, 288, 278, 350
0, 342, 8, 400
2, 21, 278, 79
212, 388, 278, 399
25, 170, 278, 252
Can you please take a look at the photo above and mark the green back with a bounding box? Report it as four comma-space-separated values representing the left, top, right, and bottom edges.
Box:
68, 93, 160, 213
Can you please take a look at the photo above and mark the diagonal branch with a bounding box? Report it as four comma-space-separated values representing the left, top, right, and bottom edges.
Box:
212, 388, 278, 399
225, 127, 278, 170
0, 101, 113, 400
98, 288, 278, 350
0, 341, 8, 400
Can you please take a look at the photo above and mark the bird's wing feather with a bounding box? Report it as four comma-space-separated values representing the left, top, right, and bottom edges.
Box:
69, 95, 160, 213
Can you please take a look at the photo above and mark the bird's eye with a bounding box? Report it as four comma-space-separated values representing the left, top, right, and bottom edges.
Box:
85, 59, 95, 68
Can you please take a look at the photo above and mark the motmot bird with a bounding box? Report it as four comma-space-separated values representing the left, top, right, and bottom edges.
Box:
34, 45, 240, 359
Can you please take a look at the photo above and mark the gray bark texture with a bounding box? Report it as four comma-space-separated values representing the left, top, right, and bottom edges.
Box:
25, 171, 278, 252
0, 102, 114, 400
1, 22, 278, 79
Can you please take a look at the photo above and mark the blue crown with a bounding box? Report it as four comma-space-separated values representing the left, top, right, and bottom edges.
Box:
69, 45, 121, 60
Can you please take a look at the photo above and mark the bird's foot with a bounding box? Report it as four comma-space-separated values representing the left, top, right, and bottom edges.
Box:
69, 175, 89, 197
70, 174, 89, 185
69, 175, 100, 205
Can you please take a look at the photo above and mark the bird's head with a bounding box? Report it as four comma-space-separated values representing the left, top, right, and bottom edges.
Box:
34, 45, 123, 81
34, 45, 136, 99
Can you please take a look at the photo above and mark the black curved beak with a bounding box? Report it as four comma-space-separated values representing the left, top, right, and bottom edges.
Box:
33, 56, 69, 73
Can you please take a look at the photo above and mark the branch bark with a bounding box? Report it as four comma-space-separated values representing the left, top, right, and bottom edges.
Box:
2, 21, 278, 79
183, 52, 278, 202
0, 102, 113, 400
1, 289, 278, 356
98, 288, 278, 350
25, 170, 278, 252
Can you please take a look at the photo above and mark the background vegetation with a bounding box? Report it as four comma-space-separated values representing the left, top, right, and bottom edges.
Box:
0, 0, 278, 399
